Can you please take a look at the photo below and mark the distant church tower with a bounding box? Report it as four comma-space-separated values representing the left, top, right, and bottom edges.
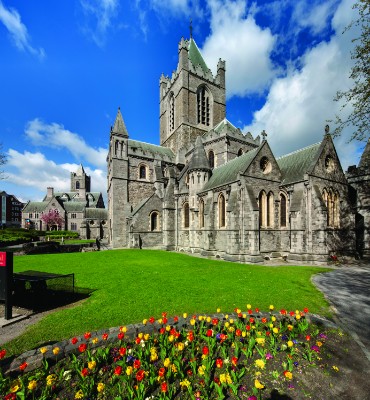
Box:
71, 164, 91, 192
159, 36, 226, 155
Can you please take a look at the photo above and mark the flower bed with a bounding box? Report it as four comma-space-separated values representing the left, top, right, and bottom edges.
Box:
0, 306, 341, 399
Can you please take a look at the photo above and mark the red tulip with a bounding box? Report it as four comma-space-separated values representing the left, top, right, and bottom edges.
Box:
19, 362, 27, 371
78, 343, 87, 353
136, 369, 145, 381
114, 366, 122, 375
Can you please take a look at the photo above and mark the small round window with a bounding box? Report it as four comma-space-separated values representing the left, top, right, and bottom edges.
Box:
260, 156, 271, 174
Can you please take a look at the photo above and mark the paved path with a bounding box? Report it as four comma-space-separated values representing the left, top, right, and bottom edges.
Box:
312, 263, 370, 360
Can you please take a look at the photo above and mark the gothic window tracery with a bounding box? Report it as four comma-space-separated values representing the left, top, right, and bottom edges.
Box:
280, 193, 287, 227
267, 192, 274, 227
323, 188, 340, 228
169, 92, 175, 132
197, 86, 211, 126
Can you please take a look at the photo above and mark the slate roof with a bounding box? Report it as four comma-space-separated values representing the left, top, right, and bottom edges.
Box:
188, 136, 210, 172
202, 147, 260, 191
277, 142, 321, 185
63, 202, 86, 212
128, 139, 175, 159
188, 38, 209, 74
22, 202, 47, 212
213, 118, 239, 134
85, 208, 108, 219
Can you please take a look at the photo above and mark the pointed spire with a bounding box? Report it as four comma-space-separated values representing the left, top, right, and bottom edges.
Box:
359, 138, 370, 170
188, 37, 210, 74
111, 107, 129, 138
190, 18, 193, 39
188, 136, 211, 172
76, 164, 85, 175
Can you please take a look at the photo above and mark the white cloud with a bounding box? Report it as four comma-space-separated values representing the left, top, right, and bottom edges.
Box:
149, 0, 203, 17
291, 0, 339, 36
0, 0, 45, 58
243, 0, 363, 170
79, 0, 119, 46
5, 149, 107, 202
201, 0, 277, 97
25, 119, 107, 168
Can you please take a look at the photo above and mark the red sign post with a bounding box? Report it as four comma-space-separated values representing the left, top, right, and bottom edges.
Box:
0, 251, 13, 319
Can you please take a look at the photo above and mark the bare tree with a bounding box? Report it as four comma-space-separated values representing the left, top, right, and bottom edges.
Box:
333, 0, 370, 141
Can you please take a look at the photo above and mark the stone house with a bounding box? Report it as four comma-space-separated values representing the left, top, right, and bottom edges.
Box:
22, 165, 108, 239
107, 35, 369, 262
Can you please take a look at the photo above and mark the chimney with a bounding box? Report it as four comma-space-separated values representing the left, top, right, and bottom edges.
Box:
47, 187, 54, 198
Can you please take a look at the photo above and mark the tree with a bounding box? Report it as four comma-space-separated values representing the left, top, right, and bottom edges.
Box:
41, 209, 65, 230
333, 0, 370, 141
0, 142, 7, 180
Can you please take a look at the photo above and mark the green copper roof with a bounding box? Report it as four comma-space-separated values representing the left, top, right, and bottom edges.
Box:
188, 38, 209, 73
85, 208, 108, 219
213, 119, 238, 134
277, 142, 321, 185
64, 202, 86, 212
23, 202, 47, 212
202, 147, 260, 191
128, 140, 175, 159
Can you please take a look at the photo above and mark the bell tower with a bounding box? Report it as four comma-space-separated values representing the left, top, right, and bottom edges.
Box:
159, 37, 226, 155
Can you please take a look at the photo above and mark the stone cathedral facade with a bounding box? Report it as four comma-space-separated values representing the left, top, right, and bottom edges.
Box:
107, 36, 369, 262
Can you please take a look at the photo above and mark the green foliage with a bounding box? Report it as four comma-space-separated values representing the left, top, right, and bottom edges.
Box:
45, 230, 79, 239
333, 0, 370, 141
0, 228, 41, 244
5, 250, 332, 355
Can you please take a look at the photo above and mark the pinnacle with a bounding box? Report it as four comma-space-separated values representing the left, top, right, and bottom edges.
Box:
112, 107, 129, 137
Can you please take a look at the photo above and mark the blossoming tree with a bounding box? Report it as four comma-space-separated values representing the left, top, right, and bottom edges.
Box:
40, 209, 65, 231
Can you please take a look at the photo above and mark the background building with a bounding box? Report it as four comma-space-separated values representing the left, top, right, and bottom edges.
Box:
22, 165, 107, 239
0, 191, 25, 228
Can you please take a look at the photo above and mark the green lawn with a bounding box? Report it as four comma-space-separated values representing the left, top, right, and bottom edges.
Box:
6, 250, 331, 355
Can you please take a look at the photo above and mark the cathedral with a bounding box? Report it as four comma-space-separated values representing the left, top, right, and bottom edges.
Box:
107, 36, 369, 263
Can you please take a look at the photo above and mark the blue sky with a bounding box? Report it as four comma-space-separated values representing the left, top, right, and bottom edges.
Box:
0, 0, 367, 204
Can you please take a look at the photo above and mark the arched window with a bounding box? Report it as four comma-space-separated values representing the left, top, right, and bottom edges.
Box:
76, 181, 80, 190
183, 202, 190, 228
169, 92, 175, 132
323, 188, 340, 228
199, 198, 205, 228
139, 164, 147, 180
150, 211, 159, 231
280, 193, 287, 227
237, 148, 243, 157
267, 192, 274, 227
259, 191, 267, 227
218, 193, 226, 228
208, 150, 214, 169
333, 191, 340, 228
197, 86, 211, 126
